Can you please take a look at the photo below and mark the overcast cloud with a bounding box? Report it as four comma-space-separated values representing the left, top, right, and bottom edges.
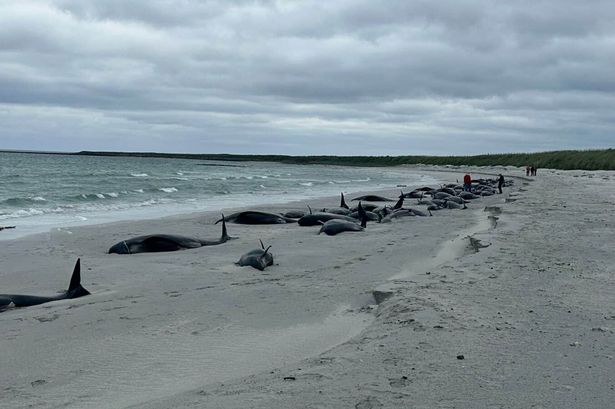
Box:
0, 0, 613, 155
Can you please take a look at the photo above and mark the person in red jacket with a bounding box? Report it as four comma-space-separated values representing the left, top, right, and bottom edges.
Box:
463, 174, 472, 192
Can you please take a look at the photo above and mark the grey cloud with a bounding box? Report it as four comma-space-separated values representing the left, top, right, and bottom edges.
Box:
0, 0, 613, 155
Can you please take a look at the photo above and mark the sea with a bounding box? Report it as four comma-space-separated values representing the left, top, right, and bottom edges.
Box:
0, 151, 442, 239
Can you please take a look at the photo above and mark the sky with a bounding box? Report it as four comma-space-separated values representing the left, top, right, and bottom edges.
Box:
0, 0, 614, 156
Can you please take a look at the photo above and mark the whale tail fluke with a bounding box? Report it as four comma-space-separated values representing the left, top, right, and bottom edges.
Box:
67, 258, 90, 298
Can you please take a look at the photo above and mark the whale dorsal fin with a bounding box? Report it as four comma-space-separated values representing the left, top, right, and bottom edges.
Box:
262, 245, 272, 256
340, 192, 349, 209
68, 258, 82, 292
307, 205, 312, 215
259, 239, 265, 249
220, 214, 231, 241
393, 194, 404, 210
67, 258, 90, 298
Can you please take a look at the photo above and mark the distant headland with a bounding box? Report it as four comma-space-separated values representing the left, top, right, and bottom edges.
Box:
1, 148, 614, 170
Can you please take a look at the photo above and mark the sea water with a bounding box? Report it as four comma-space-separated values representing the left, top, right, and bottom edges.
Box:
0, 152, 441, 239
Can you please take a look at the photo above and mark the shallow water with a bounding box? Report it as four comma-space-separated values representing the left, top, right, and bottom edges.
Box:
0, 152, 440, 239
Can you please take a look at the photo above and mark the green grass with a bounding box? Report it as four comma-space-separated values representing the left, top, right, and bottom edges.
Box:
72, 149, 615, 170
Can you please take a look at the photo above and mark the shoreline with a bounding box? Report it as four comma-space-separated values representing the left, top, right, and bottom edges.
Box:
0, 162, 444, 242
4, 166, 598, 409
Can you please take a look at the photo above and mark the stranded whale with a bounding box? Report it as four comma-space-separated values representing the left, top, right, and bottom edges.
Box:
0, 259, 89, 311
236, 240, 274, 271
109, 215, 234, 254
216, 211, 296, 224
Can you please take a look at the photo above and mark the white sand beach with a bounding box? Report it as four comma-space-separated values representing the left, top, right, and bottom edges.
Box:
1, 166, 614, 409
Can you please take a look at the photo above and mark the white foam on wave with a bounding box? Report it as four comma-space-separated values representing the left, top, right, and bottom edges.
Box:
131, 173, 149, 177
95, 193, 105, 199
106, 192, 119, 198
159, 187, 178, 193
300, 182, 314, 187
32, 196, 47, 201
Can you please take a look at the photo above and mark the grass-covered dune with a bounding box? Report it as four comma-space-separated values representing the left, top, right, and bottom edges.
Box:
75, 149, 615, 171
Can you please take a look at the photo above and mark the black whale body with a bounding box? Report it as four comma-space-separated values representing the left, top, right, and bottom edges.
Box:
0, 259, 89, 311
236, 241, 274, 271
216, 211, 296, 224
109, 216, 233, 254
298, 212, 358, 226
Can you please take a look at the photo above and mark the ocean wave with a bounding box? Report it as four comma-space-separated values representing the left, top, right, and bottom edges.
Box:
0, 198, 169, 220
159, 187, 178, 193
300, 182, 314, 187
1, 207, 45, 219
74, 193, 112, 201
2, 196, 47, 206
131, 173, 149, 177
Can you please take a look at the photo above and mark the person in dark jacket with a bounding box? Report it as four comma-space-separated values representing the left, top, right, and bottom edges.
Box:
498, 174, 505, 194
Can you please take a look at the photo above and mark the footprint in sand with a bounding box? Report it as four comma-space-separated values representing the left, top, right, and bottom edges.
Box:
355, 396, 383, 409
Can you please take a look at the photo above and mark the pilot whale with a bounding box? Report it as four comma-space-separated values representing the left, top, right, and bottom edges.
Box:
236, 240, 274, 271
108, 215, 234, 254
0, 259, 89, 311
215, 211, 296, 224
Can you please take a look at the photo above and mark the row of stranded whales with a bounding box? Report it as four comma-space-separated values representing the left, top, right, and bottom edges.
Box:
0, 259, 89, 311
0, 177, 513, 311
298, 205, 360, 226
318, 202, 370, 235
108, 216, 233, 254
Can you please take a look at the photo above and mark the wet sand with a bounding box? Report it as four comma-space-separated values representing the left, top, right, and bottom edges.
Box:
2, 166, 613, 408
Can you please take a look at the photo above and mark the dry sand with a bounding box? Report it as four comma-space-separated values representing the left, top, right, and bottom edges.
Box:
1, 167, 614, 409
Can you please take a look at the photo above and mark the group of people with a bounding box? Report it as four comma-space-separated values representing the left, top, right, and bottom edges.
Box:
463, 173, 506, 194
526, 165, 538, 176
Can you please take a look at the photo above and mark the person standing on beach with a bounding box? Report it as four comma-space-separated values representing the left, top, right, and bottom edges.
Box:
463, 174, 472, 192
526, 166, 530, 176
498, 174, 505, 194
